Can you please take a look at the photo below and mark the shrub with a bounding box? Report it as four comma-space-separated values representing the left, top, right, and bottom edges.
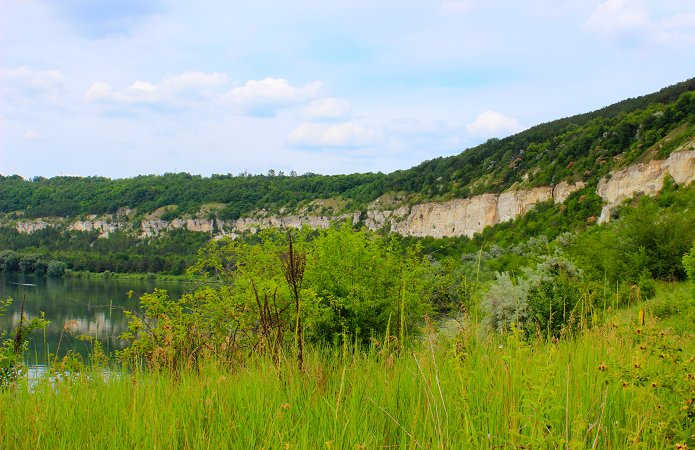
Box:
18, 255, 38, 273
523, 256, 589, 339
47, 261, 67, 277
0, 250, 19, 272
482, 272, 529, 333
483, 255, 594, 339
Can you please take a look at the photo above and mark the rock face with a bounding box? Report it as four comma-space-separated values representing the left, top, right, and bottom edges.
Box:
6, 148, 693, 239
16, 220, 51, 233
597, 148, 695, 223
380, 186, 576, 239
69, 218, 119, 237
141, 219, 215, 236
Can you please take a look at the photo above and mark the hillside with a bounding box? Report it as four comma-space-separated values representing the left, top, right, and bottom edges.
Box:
1, 79, 694, 275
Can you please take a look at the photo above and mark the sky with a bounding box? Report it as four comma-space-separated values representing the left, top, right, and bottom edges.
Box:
1, 0, 694, 179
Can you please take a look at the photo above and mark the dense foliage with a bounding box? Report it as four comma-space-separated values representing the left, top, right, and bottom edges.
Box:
0, 228, 209, 275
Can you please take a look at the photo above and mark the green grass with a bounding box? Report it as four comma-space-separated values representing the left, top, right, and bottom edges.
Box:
1, 287, 693, 449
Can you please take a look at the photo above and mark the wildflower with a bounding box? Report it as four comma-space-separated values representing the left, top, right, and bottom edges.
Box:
634, 363, 640, 369
281, 403, 291, 410
651, 381, 657, 388
598, 361, 607, 371
675, 443, 688, 450
635, 328, 642, 334
622, 381, 628, 388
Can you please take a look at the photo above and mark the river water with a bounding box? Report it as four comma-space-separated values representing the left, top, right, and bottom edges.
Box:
0, 274, 192, 365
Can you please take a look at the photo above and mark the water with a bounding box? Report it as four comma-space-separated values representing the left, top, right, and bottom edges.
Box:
0, 274, 192, 365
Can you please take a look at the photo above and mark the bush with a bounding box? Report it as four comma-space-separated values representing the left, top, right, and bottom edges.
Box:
18, 255, 38, 273
0, 250, 19, 272
47, 261, 67, 277
483, 255, 594, 339
34, 259, 49, 276
482, 272, 529, 333
523, 256, 589, 339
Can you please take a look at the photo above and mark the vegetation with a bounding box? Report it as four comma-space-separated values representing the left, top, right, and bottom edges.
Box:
0, 282, 692, 448
0, 228, 210, 275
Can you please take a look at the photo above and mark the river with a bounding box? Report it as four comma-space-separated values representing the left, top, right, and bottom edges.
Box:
0, 274, 193, 365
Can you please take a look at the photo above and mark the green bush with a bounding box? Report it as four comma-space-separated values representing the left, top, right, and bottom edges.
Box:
483, 255, 595, 339
0, 250, 19, 272
47, 260, 67, 277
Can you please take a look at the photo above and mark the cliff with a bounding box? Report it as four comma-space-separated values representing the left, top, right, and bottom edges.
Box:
9, 148, 695, 240
596, 144, 695, 223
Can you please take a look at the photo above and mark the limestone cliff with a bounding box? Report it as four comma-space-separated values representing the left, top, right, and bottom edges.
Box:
596, 146, 695, 223
8, 148, 694, 239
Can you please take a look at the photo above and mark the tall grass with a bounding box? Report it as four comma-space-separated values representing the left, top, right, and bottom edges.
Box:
1, 288, 692, 449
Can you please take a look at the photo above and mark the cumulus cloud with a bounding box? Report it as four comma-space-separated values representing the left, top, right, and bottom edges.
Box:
302, 97, 352, 121
288, 122, 378, 149
0, 66, 65, 98
85, 71, 229, 108
466, 111, 522, 137
221, 78, 322, 117
586, 0, 695, 46
586, 0, 649, 37
0, 67, 66, 113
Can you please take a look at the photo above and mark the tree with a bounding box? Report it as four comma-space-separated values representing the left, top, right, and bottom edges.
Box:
47, 261, 67, 277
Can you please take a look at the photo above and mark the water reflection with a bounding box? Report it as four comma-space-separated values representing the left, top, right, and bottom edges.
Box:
0, 274, 191, 365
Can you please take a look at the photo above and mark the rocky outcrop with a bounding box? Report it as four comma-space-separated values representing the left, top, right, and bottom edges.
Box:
375, 184, 582, 239
141, 219, 215, 236
16, 220, 51, 233
597, 148, 695, 223
69, 219, 119, 237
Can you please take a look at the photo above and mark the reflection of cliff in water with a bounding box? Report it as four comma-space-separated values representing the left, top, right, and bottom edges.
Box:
0, 274, 190, 364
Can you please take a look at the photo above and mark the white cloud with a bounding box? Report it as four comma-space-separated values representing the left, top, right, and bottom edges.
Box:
302, 97, 352, 121
221, 78, 322, 117
288, 122, 378, 149
586, 0, 695, 46
85, 71, 229, 107
653, 12, 695, 45
586, 0, 649, 36
0, 66, 66, 106
466, 111, 522, 137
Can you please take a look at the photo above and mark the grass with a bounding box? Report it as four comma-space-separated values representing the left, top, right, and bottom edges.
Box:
1, 286, 693, 449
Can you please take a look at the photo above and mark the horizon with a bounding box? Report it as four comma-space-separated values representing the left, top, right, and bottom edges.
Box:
2, 0, 694, 179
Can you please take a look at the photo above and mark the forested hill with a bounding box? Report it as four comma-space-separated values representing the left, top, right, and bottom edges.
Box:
1, 78, 694, 220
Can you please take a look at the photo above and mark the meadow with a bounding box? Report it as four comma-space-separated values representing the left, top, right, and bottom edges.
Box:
0, 282, 692, 449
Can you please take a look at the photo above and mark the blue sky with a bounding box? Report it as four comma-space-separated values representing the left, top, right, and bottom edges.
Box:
1, 0, 694, 178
